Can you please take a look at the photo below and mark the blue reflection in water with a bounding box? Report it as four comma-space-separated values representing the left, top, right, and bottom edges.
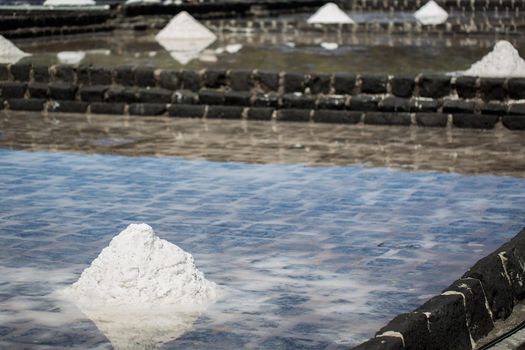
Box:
0, 149, 525, 349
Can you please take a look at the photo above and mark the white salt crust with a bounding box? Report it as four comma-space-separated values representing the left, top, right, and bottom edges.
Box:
307, 3, 355, 24
44, 0, 96, 6
0, 35, 30, 64
414, 0, 448, 25
463, 41, 525, 78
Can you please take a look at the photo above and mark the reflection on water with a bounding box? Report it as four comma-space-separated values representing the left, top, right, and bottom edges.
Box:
0, 148, 524, 348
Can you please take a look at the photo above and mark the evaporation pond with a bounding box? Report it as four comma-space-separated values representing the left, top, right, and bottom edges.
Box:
1, 149, 525, 349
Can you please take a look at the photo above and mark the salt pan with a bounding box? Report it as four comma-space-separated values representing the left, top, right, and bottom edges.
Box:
414, 0, 448, 25
463, 41, 525, 78
0, 35, 30, 64
307, 3, 355, 24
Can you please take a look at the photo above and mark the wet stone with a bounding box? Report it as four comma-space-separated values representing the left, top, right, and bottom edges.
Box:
442, 100, 475, 114
507, 78, 525, 100
32, 65, 50, 83
509, 103, 525, 115
247, 107, 273, 120
89, 67, 113, 85
481, 102, 507, 115
276, 108, 311, 122
353, 336, 404, 350
502, 115, 525, 130
253, 92, 279, 108
306, 73, 331, 94
0, 82, 26, 98
10, 63, 31, 82
415, 113, 448, 127
317, 95, 346, 110
134, 67, 156, 87
283, 72, 305, 93
168, 103, 205, 118
48, 100, 88, 114
206, 105, 244, 119
364, 112, 411, 126
179, 70, 201, 91
138, 88, 173, 103
452, 114, 498, 129
377, 312, 432, 349
391, 76, 415, 98
76, 65, 90, 85
199, 89, 225, 105
255, 71, 279, 92
361, 75, 388, 94
378, 96, 411, 112
79, 85, 108, 102
49, 83, 77, 101
228, 70, 252, 91
53, 65, 75, 82
90, 102, 125, 115
479, 78, 506, 101
0, 64, 8, 81
350, 95, 380, 111
128, 103, 166, 116
333, 73, 356, 95
455, 76, 477, 99
174, 90, 198, 104
224, 91, 251, 106
281, 93, 316, 109
158, 70, 180, 90
409, 99, 439, 112
204, 69, 227, 89
28, 83, 48, 99
115, 65, 136, 86
8, 98, 45, 111
418, 75, 451, 98
313, 110, 361, 124
106, 86, 137, 103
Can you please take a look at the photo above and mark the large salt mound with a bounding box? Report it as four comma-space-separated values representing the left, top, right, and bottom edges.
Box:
44, 0, 96, 6
464, 41, 525, 78
0, 35, 30, 64
307, 2, 355, 24
414, 0, 448, 25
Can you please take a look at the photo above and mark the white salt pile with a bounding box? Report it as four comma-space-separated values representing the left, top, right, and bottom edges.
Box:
0, 35, 30, 64
463, 40, 525, 78
155, 11, 217, 65
225, 43, 243, 54
414, 0, 448, 25
44, 0, 96, 6
321, 42, 338, 50
57, 51, 86, 65
307, 2, 355, 24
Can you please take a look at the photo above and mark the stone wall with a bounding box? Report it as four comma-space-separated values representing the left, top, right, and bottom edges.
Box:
0, 63, 524, 130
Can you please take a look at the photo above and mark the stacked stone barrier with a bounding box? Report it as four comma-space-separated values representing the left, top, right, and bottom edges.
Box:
0, 63, 524, 130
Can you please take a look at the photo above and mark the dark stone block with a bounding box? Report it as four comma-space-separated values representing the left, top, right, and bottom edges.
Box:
8, 98, 45, 111
128, 103, 166, 116
28, 83, 48, 98
507, 78, 525, 100
317, 95, 346, 110
247, 107, 273, 120
168, 104, 205, 118
378, 96, 411, 112
79, 85, 108, 102
253, 92, 279, 108
207, 105, 244, 119
33, 65, 50, 83
409, 99, 440, 112
179, 70, 201, 91
106, 86, 137, 103
48, 100, 88, 114
158, 70, 179, 90
0, 82, 26, 98
199, 89, 224, 105
391, 76, 415, 98
361, 75, 388, 94
90, 102, 125, 115
455, 76, 477, 99
281, 93, 316, 109
416, 113, 448, 127
0, 64, 8, 81
313, 110, 361, 124
138, 88, 173, 103
377, 312, 432, 349
90, 67, 113, 85
415, 294, 472, 350
53, 65, 75, 82
306, 74, 331, 94
115, 65, 136, 86
481, 102, 507, 115
350, 95, 380, 111
203, 69, 227, 89
256, 71, 279, 92
419, 75, 451, 98
352, 336, 404, 350
453, 114, 498, 129
509, 103, 525, 115
364, 112, 411, 126
276, 108, 311, 122
134, 67, 156, 87
224, 91, 251, 106
174, 90, 198, 104
49, 83, 77, 100
502, 115, 525, 130
283, 72, 305, 93
479, 78, 506, 101
10, 63, 31, 81
442, 99, 475, 114
333, 73, 356, 95
76, 65, 90, 85
229, 69, 252, 91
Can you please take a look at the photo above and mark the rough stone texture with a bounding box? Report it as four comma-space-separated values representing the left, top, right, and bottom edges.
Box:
48, 100, 88, 114
317, 95, 346, 110
409, 99, 439, 112
415, 294, 472, 350
8, 98, 45, 111
10, 63, 31, 82
364, 112, 411, 126
283, 72, 305, 93
377, 312, 432, 349
48, 83, 77, 100
79, 85, 108, 102
168, 104, 205, 118
255, 71, 279, 92
179, 70, 201, 91
106, 86, 137, 103
313, 110, 361, 124
229, 70, 252, 91
507, 78, 525, 100
206, 105, 244, 119
204, 69, 227, 89
333, 73, 356, 95
482, 102, 507, 115
378, 96, 411, 112
0, 64, 8, 81
90, 67, 113, 85
0, 82, 26, 98
174, 90, 198, 104
418, 75, 451, 98
455, 76, 477, 99
276, 108, 311, 122
444, 278, 494, 341
442, 100, 475, 114
76, 65, 91, 85
253, 92, 279, 108
391, 76, 415, 98
53, 65, 75, 82
479, 78, 506, 101
509, 104, 525, 115
415, 113, 448, 127
90, 102, 125, 115
128, 103, 166, 116
306, 74, 331, 94
115, 65, 136, 86
350, 95, 380, 111
246, 107, 273, 121
224, 91, 251, 106
158, 70, 180, 90
33, 65, 50, 83
361, 75, 388, 94
281, 93, 316, 109
27, 83, 48, 99
502, 115, 525, 130
137, 88, 173, 103
452, 114, 498, 129
352, 336, 404, 350
199, 89, 225, 105
134, 67, 156, 87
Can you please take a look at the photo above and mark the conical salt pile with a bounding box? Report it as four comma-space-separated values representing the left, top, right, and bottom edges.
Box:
44, 0, 96, 6
307, 3, 355, 24
464, 41, 525, 77
414, 0, 448, 25
0, 35, 30, 64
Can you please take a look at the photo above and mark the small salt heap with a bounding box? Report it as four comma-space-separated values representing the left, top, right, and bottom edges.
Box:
57, 51, 86, 65
463, 40, 525, 78
44, 0, 96, 6
155, 11, 217, 65
307, 2, 355, 24
0, 35, 30, 64
414, 0, 448, 25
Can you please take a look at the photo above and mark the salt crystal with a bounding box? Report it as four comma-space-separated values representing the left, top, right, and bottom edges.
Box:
307, 3, 355, 24
44, 0, 96, 6
463, 41, 525, 78
321, 42, 339, 50
225, 44, 243, 54
0, 35, 30, 64
414, 1, 448, 25
57, 51, 86, 65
